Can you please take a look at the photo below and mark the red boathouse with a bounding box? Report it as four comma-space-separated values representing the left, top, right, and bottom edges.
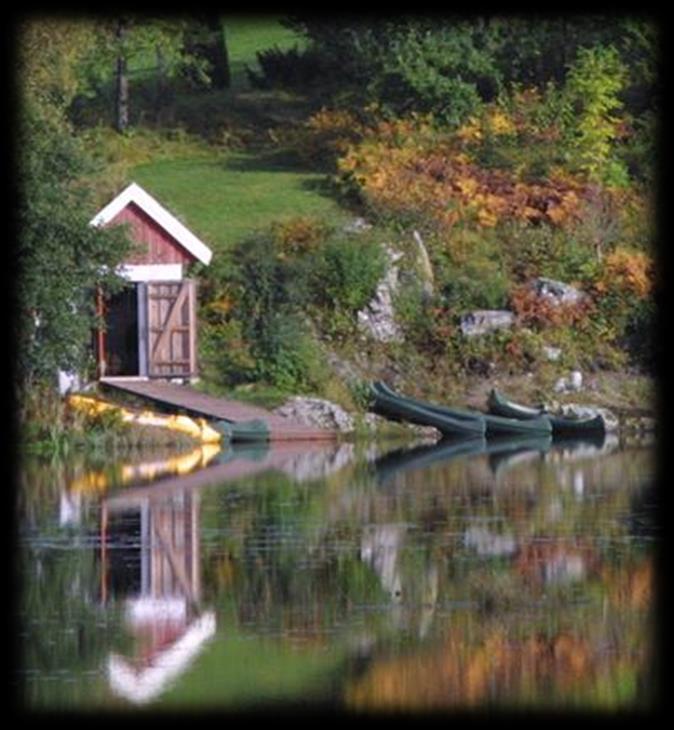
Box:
90, 183, 213, 381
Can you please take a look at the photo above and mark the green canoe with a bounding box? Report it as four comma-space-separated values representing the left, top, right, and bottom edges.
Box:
370, 382, 486, 437
373, 382, 552, 437
212, 418, 271, 442
487, 388, 605, 435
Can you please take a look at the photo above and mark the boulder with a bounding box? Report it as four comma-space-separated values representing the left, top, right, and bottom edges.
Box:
530, 277, 586, 306
357, 246, 404, 343
464, 526, 517, 557
460, 309, 515, 337
274, 397, 355, 433
542, 345, 562, 362
412, 230, 435, 300
554, 370, 583, 393
343, 216, 373, 234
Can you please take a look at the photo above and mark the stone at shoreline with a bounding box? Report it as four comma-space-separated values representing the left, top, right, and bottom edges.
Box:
274, 397, 355, 434
460, 310, 515, 337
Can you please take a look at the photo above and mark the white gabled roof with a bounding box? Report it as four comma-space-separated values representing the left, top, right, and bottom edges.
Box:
89, 182, 213, 266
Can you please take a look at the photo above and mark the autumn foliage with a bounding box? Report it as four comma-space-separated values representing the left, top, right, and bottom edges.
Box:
337, 107, 590, 231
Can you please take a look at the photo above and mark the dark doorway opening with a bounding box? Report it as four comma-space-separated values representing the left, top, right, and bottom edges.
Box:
105, 285, 139, 376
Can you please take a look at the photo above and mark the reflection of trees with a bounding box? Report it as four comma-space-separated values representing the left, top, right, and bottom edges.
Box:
197, 441, 656, 708
18, 438, 657, 710
344, 570, 655, 711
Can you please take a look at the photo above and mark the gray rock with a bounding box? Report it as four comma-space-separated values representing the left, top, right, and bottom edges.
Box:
460, 309, 515, 337
542, 345, 562, 362
553, 377, 568, 394
554, 370, 583, 393
530, 277, 586, 306
57, 369, 81, 395
464, 526, 517, 557
412, 230, 435, 300
325, 351, 361, 386
357, 246, 404, 343
274, 397, 355, 433
343, 216, 373, 234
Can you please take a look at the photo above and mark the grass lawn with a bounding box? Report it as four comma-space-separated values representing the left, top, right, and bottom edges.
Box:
132, 150, 350, 252
223, 14, 307, 91
92, 15, 348, 252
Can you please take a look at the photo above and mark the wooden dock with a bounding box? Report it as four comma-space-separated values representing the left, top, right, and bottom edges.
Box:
100, 378, 337, 442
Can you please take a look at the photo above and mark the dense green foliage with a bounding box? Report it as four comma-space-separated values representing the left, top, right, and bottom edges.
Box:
200, 222, 386, 391
16, 21, 132, 393
273, 15, 658, 123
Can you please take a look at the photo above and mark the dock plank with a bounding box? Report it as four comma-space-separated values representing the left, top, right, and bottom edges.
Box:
100, 378, 337, 441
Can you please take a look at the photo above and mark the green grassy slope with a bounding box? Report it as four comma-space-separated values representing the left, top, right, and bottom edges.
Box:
132, 152, 348, 254
224, 14, 307, 91
121, 16, 344, 253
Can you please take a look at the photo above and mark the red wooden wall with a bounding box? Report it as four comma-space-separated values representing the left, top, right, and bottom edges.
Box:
108, 202, 198, 266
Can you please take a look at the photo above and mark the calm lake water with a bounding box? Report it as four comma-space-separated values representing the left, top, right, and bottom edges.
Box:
15, 432, 660, 714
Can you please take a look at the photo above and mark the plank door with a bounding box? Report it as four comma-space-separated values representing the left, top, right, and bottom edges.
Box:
146, 280, 197, 377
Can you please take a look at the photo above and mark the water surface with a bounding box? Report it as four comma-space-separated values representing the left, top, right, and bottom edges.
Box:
16, 433, 659, 713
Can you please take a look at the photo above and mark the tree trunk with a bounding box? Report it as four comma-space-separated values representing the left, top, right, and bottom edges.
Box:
185, 16, 231, 89
154, 45, 171, 120
115, 19, 129, 133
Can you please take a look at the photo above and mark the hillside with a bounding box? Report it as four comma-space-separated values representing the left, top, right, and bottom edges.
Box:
19, 15, 659, 433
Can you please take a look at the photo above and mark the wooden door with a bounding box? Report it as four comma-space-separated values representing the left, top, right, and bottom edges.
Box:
146, 280, 197, 377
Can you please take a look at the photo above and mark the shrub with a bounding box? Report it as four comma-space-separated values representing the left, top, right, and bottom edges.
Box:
309, 237, 386, 315
246, 45, 328, 90
509, 284, 595, 330
199, 318, 256, 387
498, 222, 600, 284
338, 109, 592, 233
270, 215, 331, 259
589, 246, 655, 367
563, 45, 630, 186
251, 311, 328, 392
441, 258, 509, 312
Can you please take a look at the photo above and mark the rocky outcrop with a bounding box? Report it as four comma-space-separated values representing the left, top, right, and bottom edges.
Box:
464, 526, 517, 557
343, 216, 373, 234
357, 246, 404, 343
554, 370, 583, 393
530, 277, 586, 306
412, 230, 435, 301
274, 396, 356, 433
460, 309, 515, 337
